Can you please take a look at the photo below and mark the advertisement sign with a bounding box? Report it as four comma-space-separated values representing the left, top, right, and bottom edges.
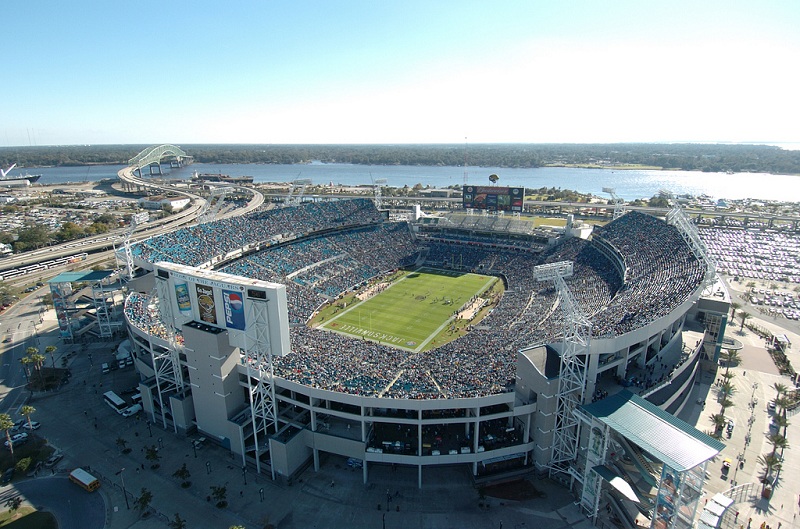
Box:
222, 289, 246, 330
195, 284, 217, 324
462, 185, 524, 212
175, 283, 192, 313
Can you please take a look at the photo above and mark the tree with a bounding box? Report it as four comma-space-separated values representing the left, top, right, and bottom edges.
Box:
168, 513, 187, 529
145, 445, 161, 469
5, 496, 22, 514
739, 311, 751, 332
709, 413, 726, 436
134, 488, 153, 514
0, 414, 15, 460
717, 381, 736, 402
173, 463, 191, 488
729, 302, 741, 322
767, 433, 788, 458
116, 437, 130, 454
719, 349, 740, 376
20, 405, 35, 430
45, 345, 57, 368
756, 453, 782, 491
19, 357, 32, 382
210, 485, 228, 508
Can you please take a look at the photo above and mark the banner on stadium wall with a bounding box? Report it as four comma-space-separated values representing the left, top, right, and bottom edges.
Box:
222, 289, 246, 331
175, 283, 192, 313
195, 283, 217, 324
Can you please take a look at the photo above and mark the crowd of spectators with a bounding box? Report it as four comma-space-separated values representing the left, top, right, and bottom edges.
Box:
128, 199, 704, 400
131, 198, 383, 267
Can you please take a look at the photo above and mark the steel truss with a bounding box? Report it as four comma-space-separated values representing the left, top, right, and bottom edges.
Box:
284, 178, 312, 207
197, 187, 232, 224
152, 276, 187, 432
602, 187, 626, 220
372, 178, 388, 210
123, 212, 149, 280
243, 295, 277, 477
534, 261, 592, 484
666, 205, 717, 288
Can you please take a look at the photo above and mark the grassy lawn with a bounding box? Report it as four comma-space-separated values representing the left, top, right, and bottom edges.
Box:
0, 507, 57, 529
320, 268, 497, 351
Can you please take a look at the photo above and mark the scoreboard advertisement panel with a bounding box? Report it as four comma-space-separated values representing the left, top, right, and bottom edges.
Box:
462, 186, 524, 212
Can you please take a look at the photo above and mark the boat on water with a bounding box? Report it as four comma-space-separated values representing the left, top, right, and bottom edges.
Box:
191, 171, 254, 184
0, 163, 42, 183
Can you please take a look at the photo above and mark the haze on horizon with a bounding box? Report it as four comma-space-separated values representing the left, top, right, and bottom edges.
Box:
2, 1, 799, 148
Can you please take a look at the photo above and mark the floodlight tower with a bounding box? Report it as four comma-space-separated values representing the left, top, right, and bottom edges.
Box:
533, 261, 592, 484
242, 294, 278, 477
602, 187, 625, 220
123, 212, 150, 280
152, 273, 187, 432
372, 177, 388, 210
197, 186, 232, 224
666, 202, 718, 290
284, 177, 312, 207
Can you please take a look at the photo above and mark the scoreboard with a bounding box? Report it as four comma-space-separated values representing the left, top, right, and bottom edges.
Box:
462, 186, 524, 212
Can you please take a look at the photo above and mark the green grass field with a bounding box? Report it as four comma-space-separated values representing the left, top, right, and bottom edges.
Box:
321, 268, 497, 351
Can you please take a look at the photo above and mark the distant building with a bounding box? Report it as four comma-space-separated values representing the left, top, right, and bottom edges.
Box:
138, 196, 190, 211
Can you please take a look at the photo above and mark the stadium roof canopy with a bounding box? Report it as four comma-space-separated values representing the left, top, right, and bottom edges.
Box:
48, 270, 114, 283
582, 390, 724, 472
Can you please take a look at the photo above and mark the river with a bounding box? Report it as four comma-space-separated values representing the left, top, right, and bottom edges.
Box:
11, 163, 800, 203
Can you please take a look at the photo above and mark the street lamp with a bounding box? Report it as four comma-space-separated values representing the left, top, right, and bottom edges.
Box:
259, 487, 264, 502
115, 468, 130, 509
146, 421, 152, 437
242, 465, 247, 485
206, 461, 211, 475
192, 441, 197, 458
158, 437, 163, 449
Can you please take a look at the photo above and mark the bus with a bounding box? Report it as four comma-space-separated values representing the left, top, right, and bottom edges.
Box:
69, 468, 100, 492
103, 391, 127, 414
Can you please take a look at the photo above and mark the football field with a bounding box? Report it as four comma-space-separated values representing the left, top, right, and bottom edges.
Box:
321, 268, 497, 351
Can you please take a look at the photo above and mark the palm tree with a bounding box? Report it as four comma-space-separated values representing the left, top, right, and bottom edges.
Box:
20, 405, 35, 430
45, 345, 57, 368
757, 453, 782, 491
773, 382, 788, 402
720, 350, 741, 376
719, 398, 734, 417
739, 311, 751, 332
116, 437, 130, 454
172, 463, 191, 488
0, 413, 15, 461
145, 445, 161, 469
730, 302, 741, 322
718, 381, 736, 402
767, 433, 789, 458
19, 356, 33, 382
134, 488, 153, 514
168, 513, 187, 529
210, 485, 228, 508
709, 413, 726, 436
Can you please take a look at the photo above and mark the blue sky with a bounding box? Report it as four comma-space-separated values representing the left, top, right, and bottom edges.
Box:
2, 0, 799, 146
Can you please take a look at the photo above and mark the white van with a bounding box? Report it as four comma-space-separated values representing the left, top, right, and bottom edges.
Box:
101, 363, 110, 374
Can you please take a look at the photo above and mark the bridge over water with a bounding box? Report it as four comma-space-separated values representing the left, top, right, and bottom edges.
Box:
128, 144, 191, 176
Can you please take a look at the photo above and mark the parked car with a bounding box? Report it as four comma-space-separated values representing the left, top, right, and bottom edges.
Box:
4, 432, 28, 448
121, 404, 142, 417
44, 452, 64, 468
1, 468, 14, 484
22, 421, 41, 430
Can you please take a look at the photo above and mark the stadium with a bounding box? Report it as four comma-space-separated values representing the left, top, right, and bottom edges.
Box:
121, 190, 731, 528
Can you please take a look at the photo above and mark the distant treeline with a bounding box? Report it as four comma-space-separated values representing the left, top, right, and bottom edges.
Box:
2, 143, 799, 174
